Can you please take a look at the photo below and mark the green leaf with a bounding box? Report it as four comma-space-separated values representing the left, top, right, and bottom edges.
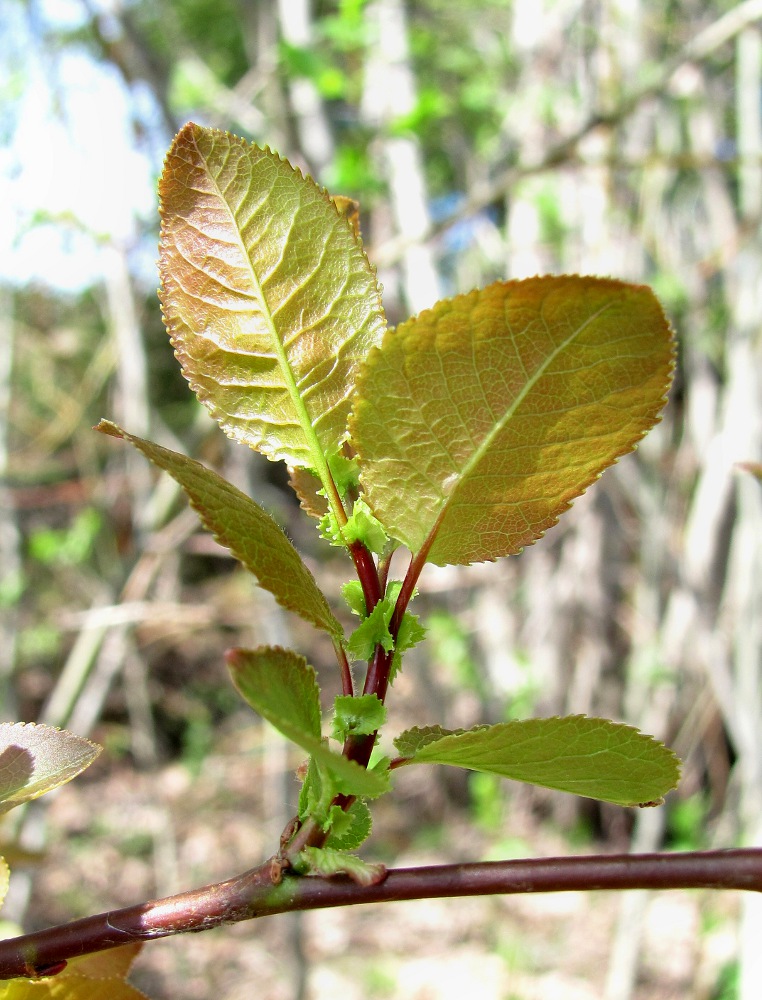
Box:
394, 725, 472, 758
296, 846, 386, 886
227, 647, 389, 799
397, 716, 681, 807
341, 580, 367, 617
341, 498, 389, 554
298, 757, 336, 826
331, 694, 387, 741
324, 799, 373, 850
0, 723, 101, 815
158, 123, 386, 478
351, 276, 674, 566
346, 599, 395, 660
226, 645, 322, 742
97, 421, 342, 640
390, 610, 427, 682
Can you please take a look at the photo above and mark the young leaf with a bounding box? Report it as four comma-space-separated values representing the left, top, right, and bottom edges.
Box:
346, 599, 395, 660
396, 716, 680, 807
227, 647, 389, 798
96, 421, 342, 640
0, 723, 100, 815
351, 276, 674, 566
158, 122, 386, 477
296, 846, 386, 886
393, 725, 473, 758
390, 610, 427, 682
331, 694, 387, 741
324, 799, 373, 850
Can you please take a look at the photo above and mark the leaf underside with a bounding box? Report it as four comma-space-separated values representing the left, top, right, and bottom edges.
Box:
6, 944, 147, 998
227, 647, 389, 798
351, 276, 674, 566
0, 723, 101, 815
96, 421, 342, 639
396, 716, 681, 807
159, 122, 386, 469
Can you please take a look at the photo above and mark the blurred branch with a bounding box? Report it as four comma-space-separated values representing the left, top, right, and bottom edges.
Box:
374, 0, 762, 268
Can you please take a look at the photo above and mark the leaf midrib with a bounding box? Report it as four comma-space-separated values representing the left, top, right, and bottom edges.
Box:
199, 132, 339, 503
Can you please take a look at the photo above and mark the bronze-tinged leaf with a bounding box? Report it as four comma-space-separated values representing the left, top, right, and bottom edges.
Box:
332, 195, 362, 239
350, 276, 674, 565
0, 723, 100, 814
288, 466, 330, 519
158, 123, 386, 472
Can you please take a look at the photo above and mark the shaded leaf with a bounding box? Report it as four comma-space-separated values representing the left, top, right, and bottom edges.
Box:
158, 122, 386, 471
288, 466, 330, 519
227, 647, 389, 798
351, 276, 674, 565
399, 716, 680, 807
97, 421, 342, 640
0, 724, 100, 815
394, 725, 472, 758
227, 645, 322, 743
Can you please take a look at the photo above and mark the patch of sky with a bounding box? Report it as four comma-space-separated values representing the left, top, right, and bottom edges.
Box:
0, 0, 164, 292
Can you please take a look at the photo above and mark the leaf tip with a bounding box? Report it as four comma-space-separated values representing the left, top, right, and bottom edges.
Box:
94, 418, 123, 439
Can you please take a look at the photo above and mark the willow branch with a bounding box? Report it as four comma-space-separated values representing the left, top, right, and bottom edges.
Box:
2, 849, 761, 980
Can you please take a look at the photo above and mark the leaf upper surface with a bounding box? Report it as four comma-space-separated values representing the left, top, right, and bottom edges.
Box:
97, 421, 342, 639
402, 715, 681, 807
351, 276, 674, 565
227, 647, 389, 798
159, 122, 386, 469
0, 723, 100, 815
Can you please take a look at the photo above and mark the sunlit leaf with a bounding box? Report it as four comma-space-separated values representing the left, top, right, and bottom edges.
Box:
396, 716, 680, 807
96, 421, 342, 640
158, 122, 386, 472
0, 724, 100, 815
351, 276, 674, 565
3, 976, 149, 999
227, 647, 389, 798
63, 943, 143, 981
